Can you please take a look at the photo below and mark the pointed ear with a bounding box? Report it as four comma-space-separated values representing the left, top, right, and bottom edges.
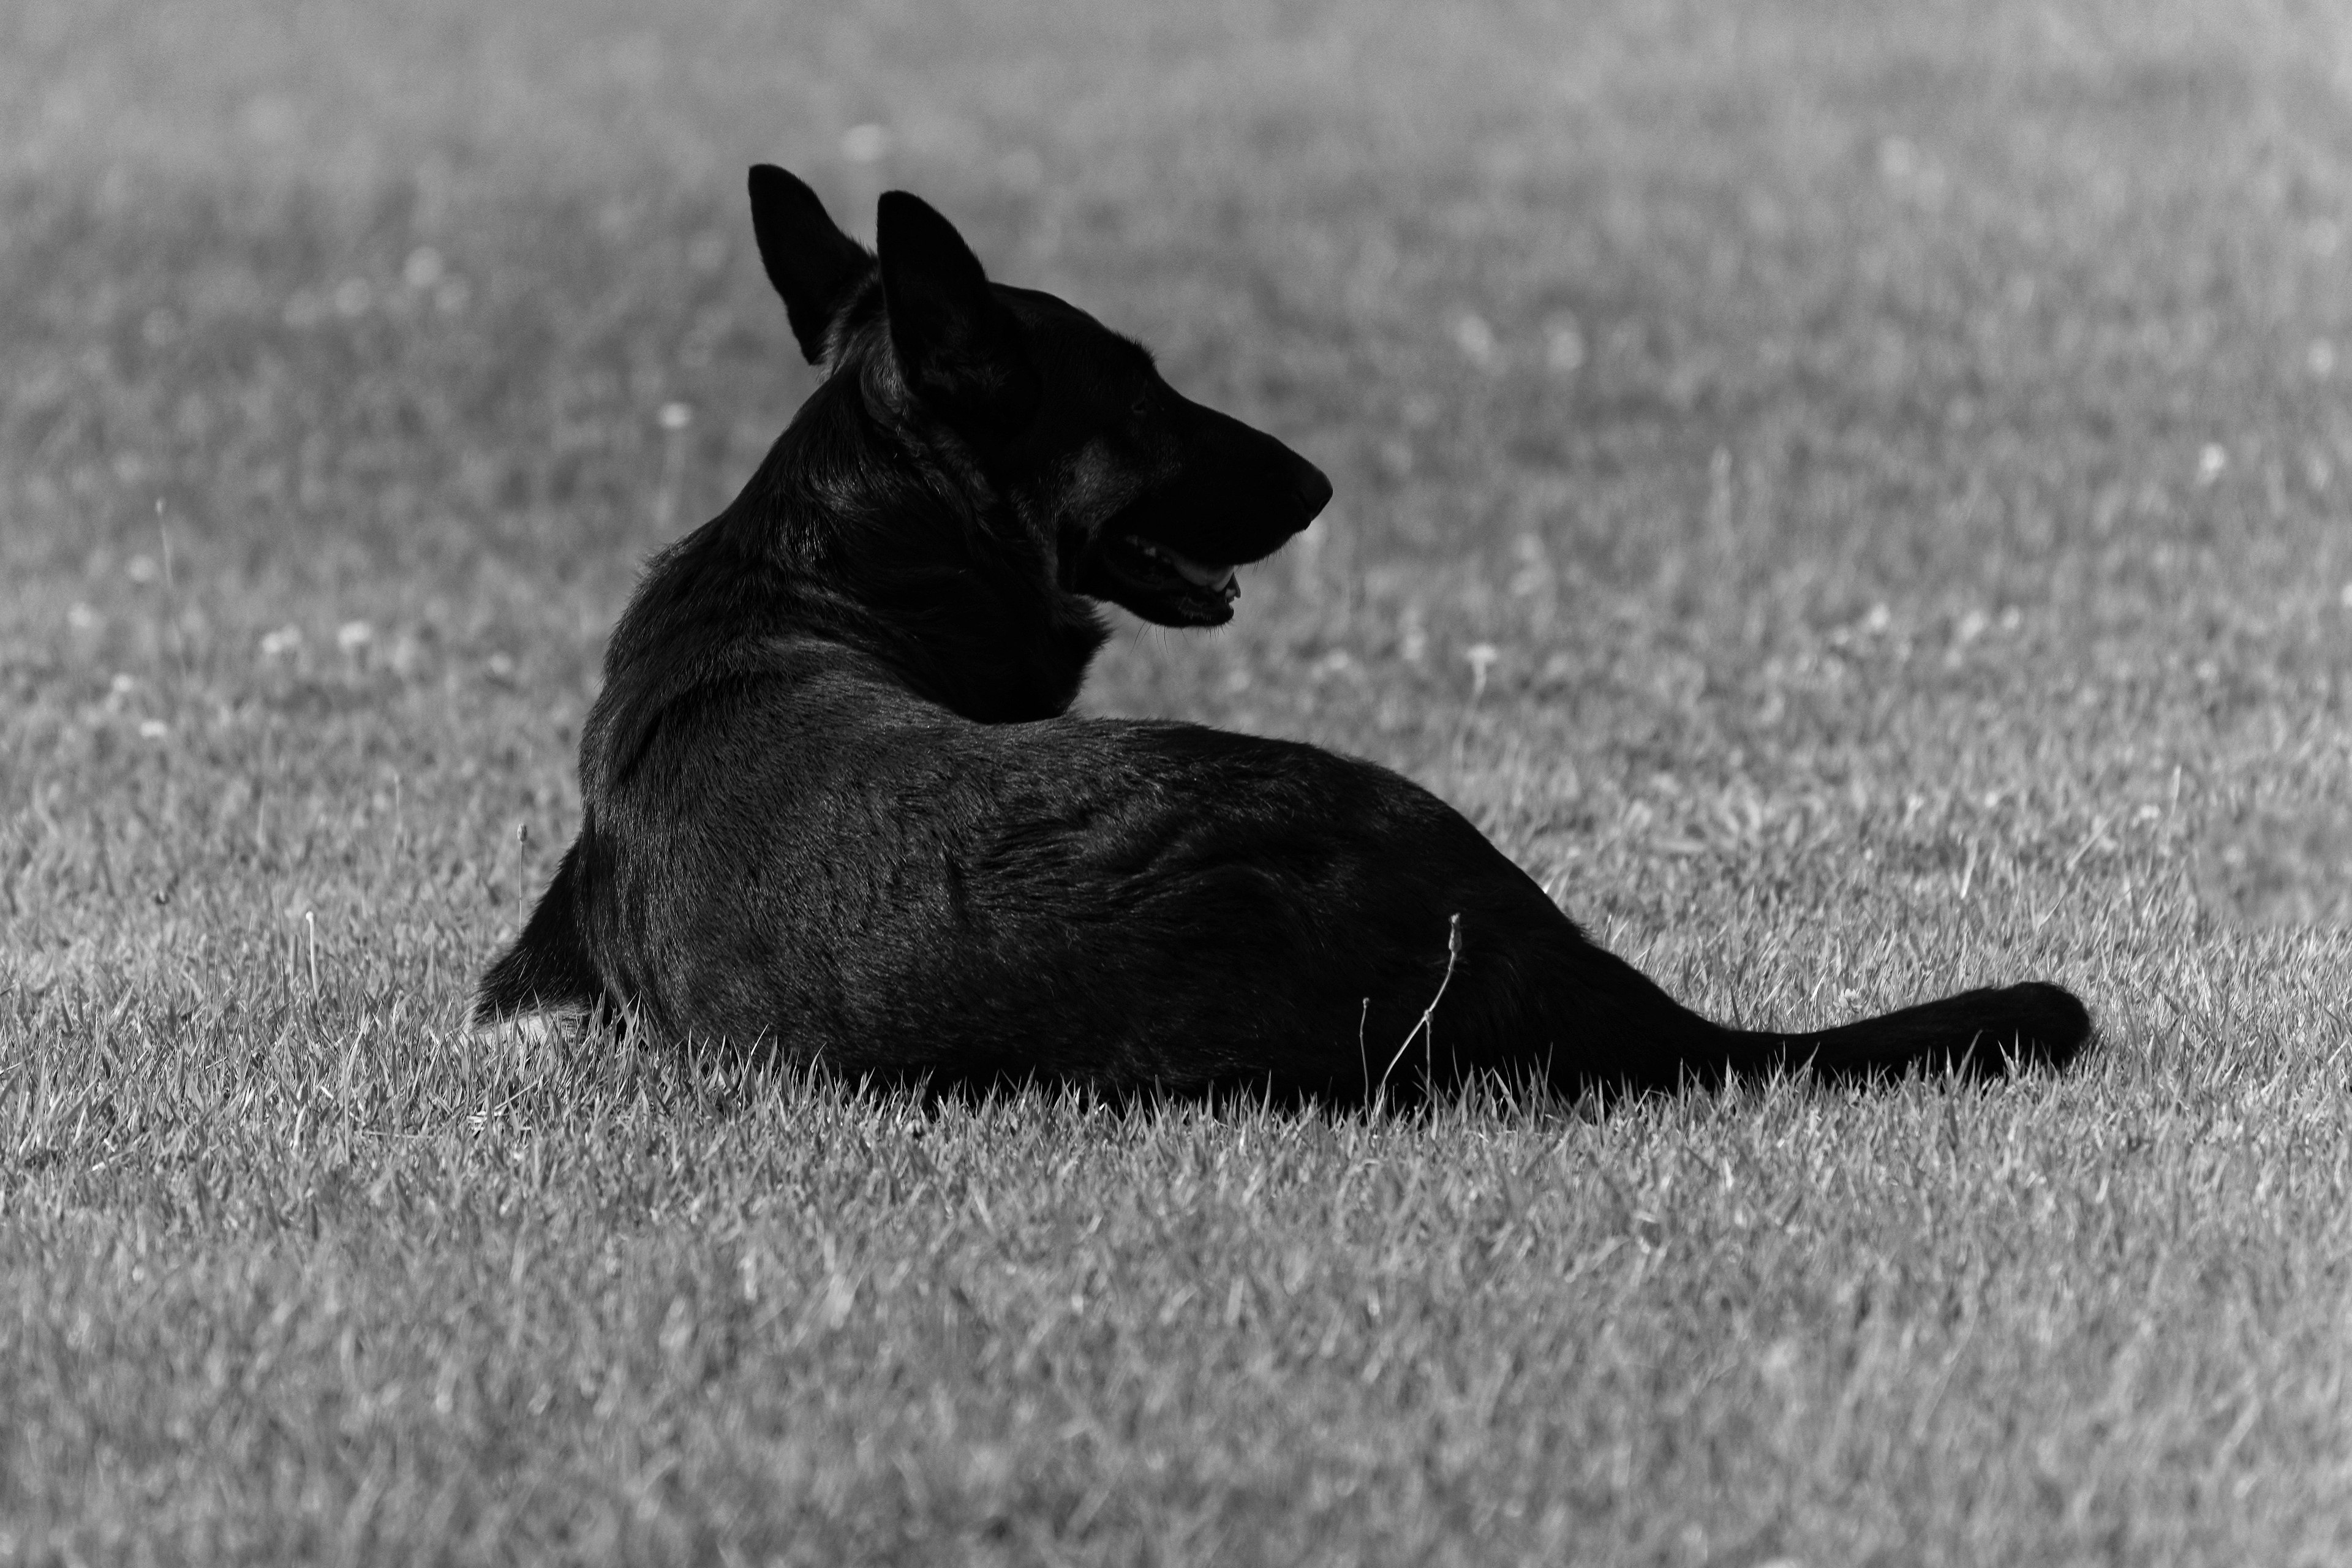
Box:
875, 190, 1039, 440
748, 165, 873, 364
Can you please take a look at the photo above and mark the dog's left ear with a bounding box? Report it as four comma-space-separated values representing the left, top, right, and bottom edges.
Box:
748, 165, 874, 365
875, 191, 1039, 442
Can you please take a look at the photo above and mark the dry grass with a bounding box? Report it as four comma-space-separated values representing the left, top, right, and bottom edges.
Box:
5, 0, 2351, 1561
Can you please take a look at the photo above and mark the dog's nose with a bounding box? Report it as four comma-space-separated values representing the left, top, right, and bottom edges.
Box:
1291, 464, 1333, 524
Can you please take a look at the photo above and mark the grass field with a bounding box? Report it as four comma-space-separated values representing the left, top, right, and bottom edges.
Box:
6, 0, 2352, 1561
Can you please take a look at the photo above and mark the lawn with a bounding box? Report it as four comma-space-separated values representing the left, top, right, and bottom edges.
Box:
5, 0, 2351, 1561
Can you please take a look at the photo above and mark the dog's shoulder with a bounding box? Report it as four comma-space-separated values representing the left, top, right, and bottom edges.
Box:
587, 630, 922, 797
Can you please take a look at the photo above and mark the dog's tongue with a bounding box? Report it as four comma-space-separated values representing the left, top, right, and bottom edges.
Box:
1166, 549, 1238, 595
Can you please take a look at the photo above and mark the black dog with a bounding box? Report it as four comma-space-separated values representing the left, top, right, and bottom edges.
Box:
473, 165, 2090, 1102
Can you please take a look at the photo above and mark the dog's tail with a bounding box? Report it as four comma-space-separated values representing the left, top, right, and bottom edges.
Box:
470, 840, 606, 1031
1566, 943, 2091, 1095
1710, 981, 2092, 1087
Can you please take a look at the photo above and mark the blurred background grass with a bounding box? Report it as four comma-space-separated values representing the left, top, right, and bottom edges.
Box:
4, 0, 2347, 953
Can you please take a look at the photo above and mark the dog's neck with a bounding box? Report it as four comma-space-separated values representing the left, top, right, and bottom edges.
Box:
604, 369, 1109, 730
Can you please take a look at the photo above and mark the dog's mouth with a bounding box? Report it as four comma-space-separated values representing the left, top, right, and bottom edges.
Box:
1084, 531, 1242, 627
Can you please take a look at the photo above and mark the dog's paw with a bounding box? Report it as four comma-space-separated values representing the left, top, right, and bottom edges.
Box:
465, 1005, 594, 1051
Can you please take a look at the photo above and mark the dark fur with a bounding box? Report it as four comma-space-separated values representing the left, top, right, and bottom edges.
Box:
473, 167, 2092, 1103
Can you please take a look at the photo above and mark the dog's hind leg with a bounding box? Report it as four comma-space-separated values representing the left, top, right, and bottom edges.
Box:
469, 839, 605, 1039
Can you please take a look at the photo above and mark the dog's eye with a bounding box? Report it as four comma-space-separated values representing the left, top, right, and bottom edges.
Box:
1129, 393, 1150, 421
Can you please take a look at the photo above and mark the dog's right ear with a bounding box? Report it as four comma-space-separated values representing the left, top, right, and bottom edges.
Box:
875, 190, 1039, 442
748, 165, 873, 364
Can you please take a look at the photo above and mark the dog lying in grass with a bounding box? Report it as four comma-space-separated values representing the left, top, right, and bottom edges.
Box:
472, 165, 2090, 1101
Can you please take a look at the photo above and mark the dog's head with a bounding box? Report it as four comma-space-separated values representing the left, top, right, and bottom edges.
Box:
748, 165, 1330, 629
